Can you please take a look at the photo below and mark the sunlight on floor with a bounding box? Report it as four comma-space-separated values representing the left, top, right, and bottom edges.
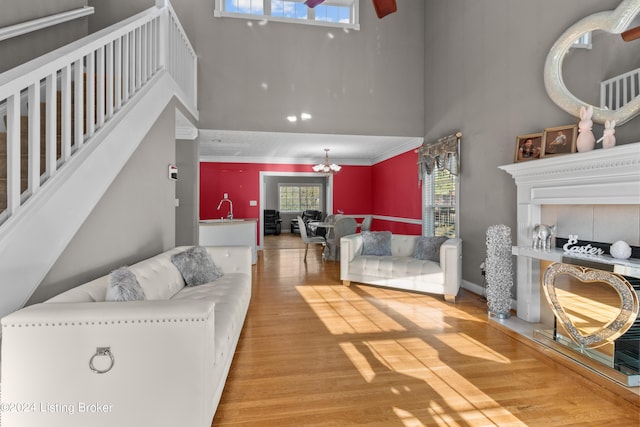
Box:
297, 285, 407, 334
297, 283, 523, 426
435, 332, 512, 364
343, 338, 523, 426
393, 407, 428, 427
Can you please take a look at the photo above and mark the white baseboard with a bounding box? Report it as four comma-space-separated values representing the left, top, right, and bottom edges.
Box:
462, 279, 485, 296
462, 280, 517, 310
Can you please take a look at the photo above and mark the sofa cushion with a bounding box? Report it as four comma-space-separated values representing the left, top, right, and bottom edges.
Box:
361, 231, 392, 256
105, 267, 145, 302
171, 273, 251, 366
413, 236, 448, 262
171, 246, 224, 287
349, 255, 444, 281
129, 247, 186, 300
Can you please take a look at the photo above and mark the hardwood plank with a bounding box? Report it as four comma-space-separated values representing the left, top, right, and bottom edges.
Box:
213, 234, 640, 426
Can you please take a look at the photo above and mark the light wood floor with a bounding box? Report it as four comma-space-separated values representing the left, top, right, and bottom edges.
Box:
213, 234, 640, 426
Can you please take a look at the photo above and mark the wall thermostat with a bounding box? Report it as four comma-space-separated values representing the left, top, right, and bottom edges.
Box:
168, 164, 178, 180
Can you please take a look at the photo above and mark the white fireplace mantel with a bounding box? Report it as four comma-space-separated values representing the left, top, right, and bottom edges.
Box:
499, 142, 640, 322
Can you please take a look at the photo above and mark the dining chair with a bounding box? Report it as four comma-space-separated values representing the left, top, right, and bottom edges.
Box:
360, 215, 372, 231
297, 216, 326, 261
325, 217, 357, 261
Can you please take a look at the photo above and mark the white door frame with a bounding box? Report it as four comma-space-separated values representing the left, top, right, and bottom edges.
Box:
259, 171, 333, 249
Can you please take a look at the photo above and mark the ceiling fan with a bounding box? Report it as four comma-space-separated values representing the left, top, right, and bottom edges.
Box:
304, 0, 397, 19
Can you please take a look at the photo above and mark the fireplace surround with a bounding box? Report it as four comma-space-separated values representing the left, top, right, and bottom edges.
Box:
499, 142, 640, 387
499, 142, 640, 321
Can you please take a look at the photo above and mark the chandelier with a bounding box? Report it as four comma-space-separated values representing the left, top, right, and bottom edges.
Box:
312, 148, 341, 175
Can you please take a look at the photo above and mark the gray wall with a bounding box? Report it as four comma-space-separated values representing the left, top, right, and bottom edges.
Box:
423, 0, 640, 289
175, 138, 200, 246
27, 102, 178, 304
0, 0, 89, 72
87, 0, 154, 33
170, 0, 425, 137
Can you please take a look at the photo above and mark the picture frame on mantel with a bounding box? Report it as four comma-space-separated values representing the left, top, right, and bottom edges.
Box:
542, 124, 577, 157
514, 133, 543, 162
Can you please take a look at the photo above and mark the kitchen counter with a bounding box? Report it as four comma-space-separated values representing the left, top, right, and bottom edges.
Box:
199, 219, 258, 264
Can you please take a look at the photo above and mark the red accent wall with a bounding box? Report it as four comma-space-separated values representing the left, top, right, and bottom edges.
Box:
200, 147, 422, 241
333, 166, 372, 216
200, 162, 313, 221
371, 149, 422, 235
200, 162, 373, 245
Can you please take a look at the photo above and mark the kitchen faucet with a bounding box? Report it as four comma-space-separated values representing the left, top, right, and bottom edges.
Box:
217, 195, 233, 219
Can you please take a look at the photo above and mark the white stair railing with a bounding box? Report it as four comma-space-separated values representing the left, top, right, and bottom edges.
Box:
0, 1, 196, 226
600, 67, 640, 111
166, 2, 198, 109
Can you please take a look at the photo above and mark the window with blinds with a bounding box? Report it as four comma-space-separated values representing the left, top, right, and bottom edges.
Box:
422, 168, 457, 237
279, 184, 322, 212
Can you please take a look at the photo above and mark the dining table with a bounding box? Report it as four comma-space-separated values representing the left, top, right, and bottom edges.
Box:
309, 221, 335, 238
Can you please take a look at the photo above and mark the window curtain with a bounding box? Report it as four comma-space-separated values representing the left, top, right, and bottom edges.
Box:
417, 132, 462, 184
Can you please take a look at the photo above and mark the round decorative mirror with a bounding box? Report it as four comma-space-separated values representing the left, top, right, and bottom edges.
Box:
544, 0, 640, 125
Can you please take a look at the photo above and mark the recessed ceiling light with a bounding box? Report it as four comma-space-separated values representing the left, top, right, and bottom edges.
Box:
300, 113, 312, 120
287, 116, 297, 122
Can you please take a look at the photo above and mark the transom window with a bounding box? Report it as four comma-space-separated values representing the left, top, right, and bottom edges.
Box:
279, 184, 322, 212
214, 0, 359, 30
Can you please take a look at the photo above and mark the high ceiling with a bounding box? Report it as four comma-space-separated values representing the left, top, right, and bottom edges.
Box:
196, 129, 423, 166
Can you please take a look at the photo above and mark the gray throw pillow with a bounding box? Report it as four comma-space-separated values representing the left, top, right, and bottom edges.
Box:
106, 267, 145, 302
361, 231, 392, 256
171, 246, 223, 287
413, 236, 448, 262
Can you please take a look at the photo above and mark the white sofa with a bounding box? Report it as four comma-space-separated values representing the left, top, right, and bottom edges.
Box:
0, 245, 251, 427
340, 234, 462, 301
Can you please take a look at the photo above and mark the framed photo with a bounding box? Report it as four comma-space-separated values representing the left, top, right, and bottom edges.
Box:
515, 133, 544, 162
542, 124, 577, 157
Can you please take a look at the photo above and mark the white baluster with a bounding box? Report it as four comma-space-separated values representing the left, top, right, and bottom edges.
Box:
61, 65, 72, 161
6, 93, 20, 214
73, 59, 84, 148
27, 83, 40, 193
45, 73, 57, 177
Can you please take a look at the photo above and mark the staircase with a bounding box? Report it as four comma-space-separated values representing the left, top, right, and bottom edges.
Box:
0, 90, 68, 208
601, 67, 640, 111
0, 1, 198, 319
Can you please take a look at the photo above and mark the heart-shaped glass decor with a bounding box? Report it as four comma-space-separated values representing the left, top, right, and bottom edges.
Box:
543, 263, 639, 349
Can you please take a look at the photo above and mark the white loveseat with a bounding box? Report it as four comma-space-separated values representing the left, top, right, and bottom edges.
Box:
340, 234, 462, 301
0, 245, 251, 427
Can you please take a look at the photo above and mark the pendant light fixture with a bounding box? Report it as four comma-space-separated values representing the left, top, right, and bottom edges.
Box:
312, 148, 341, 175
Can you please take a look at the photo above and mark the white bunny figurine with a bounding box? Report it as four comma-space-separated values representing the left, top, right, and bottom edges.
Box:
601, 119, 616, 149
576, 105, 596, 152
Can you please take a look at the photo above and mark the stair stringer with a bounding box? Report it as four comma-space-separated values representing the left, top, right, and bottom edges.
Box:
0, 71, 193, 319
